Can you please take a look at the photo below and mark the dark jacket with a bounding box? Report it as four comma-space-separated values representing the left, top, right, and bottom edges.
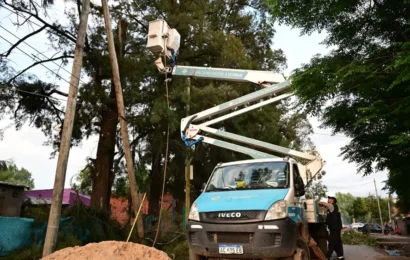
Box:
326, 203, 343, 230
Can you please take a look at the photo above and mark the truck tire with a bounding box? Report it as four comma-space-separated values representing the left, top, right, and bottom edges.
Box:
308, 223, 328, 259
189, 249, 205, 260
280, 238, 310, 260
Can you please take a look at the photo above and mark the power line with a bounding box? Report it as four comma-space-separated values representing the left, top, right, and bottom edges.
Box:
2, 5, 55, 31
0, 35, 73, 86
0, 11, 128, 113
0, 24, 87, 86
312, 132, 348, 138
326, 181, 374, 188
0, 85, 68, 101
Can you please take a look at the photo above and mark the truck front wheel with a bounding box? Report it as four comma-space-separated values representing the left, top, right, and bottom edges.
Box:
280, 238, 310, 260
189, 249, 205, 260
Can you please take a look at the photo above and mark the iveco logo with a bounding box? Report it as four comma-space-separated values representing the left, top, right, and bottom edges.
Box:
218, 212, 242, 218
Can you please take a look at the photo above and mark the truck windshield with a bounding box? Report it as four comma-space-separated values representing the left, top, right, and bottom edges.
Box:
205, 162, 289, 191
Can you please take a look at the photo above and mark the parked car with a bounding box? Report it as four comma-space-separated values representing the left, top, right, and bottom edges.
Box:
361, 223, 382, 234
351, 222, 365, 231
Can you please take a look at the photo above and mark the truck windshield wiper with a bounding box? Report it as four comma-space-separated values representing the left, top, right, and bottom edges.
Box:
208, 186, 236, 191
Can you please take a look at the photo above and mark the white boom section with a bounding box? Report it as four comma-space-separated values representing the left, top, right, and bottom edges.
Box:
175, 67, 325, 183
172, 66, 285, 86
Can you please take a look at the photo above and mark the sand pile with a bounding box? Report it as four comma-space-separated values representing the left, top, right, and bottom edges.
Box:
41, 241, 172, 260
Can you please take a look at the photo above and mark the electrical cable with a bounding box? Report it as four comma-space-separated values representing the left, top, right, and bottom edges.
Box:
152, 36, 171, 247
0, 14, 129, 114
0, 24, 88, 87
0, 35, 73, 87
0, 84, 68, 101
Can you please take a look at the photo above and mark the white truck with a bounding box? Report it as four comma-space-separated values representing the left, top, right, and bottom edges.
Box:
147, 20, 328, 260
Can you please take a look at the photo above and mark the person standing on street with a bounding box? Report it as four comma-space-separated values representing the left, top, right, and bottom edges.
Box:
319, 194, 344, 260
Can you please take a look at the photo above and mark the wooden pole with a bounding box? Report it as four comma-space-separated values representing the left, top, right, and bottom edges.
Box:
185, 77, 191, 225
374, 178, 384, 235
388, 197, 392, 226
100, 0, 143, 238
42, 0, 90, 256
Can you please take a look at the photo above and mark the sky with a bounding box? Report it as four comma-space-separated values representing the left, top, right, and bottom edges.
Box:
0, 3, 389, 198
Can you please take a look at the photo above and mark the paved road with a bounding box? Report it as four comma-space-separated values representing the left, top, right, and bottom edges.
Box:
337, 245, 410, 260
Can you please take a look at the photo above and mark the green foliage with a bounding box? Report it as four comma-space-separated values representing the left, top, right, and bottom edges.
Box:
1, 245, 43, 260
336, 192, 355, 224
305, 173, 328, 200
270, 0, 410, 212
341, 230, 377, 247
71, 167, 92, 195
1, 234, 82, 260
2, 0, 314, 214
162, 239, 189, 260
336, 192, 392, 223
61, 200, 125, 243
0, 161, 34, 189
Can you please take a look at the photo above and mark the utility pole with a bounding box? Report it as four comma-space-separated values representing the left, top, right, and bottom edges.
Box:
100, 0, 143, 238
185, 77, 191, 226
42, 0, 90, 256
374, 178, 384, 235
388, 196, 392, 225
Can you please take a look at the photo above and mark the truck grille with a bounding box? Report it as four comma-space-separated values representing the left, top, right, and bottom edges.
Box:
207, 232, 254, 244
201, 210, 265, 223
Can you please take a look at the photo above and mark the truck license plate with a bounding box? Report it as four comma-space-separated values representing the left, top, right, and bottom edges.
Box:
218, 245, 243, 254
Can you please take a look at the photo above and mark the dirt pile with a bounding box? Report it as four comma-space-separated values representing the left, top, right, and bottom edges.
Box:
41, 241, 172, 260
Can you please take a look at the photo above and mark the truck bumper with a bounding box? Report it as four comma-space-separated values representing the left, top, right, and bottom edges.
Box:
187, 218, 297, 259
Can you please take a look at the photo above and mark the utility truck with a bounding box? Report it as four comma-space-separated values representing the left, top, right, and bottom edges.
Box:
147, 20, 328, 260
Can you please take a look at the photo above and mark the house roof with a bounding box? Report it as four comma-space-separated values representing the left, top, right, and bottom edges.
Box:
0, 181, 30, 189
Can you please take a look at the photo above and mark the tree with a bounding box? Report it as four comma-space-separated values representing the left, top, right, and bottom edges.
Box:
1, 0, 314, 222
0, 161, 35, 189
336, 192, 355, 224
305, 171, 327, 200
269, 0, 410, 212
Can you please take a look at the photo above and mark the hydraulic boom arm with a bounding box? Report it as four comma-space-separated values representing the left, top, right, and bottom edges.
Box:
146, 19, 325, 183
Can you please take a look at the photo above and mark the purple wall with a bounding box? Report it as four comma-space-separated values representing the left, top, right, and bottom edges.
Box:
25, 188, 90, 206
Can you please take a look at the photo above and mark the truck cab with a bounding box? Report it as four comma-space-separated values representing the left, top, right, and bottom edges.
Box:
187, 157, 311, 260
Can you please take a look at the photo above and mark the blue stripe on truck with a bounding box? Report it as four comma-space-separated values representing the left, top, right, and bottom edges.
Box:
195, 189, 289, 212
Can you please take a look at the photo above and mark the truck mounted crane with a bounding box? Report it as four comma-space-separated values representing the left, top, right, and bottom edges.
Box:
147, 19, 328, 260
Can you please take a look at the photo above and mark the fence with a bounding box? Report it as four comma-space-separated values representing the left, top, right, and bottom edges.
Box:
0, 216, 70, 256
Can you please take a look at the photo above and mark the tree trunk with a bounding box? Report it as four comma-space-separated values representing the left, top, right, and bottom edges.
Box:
90, 85, 118, 211
148, 152, 162, 217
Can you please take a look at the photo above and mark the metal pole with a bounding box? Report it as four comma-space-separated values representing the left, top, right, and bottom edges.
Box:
42, 0, 90, 256
374, 179, 384, 235
185, 77, 191, 226
100, 0, 143, 238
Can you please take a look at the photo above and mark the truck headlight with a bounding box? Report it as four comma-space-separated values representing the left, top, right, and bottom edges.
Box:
188, 202, 200, 221
265, 200, 287, 220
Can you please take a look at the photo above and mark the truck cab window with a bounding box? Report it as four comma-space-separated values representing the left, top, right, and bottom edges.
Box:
293, 164, 305, 196
206, 162, 290, 191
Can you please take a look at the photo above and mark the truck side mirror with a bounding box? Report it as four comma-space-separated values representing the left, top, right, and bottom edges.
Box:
294, 177, 305, 197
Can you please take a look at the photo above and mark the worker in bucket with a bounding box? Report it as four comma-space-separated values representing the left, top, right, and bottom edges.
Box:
319, 194, 344, 260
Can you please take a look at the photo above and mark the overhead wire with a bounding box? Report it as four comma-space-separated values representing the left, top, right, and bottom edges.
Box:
0, 35, 73, 87
0, 8, 130, 113
0, 24, 87, 87
0, 84, 68, 101
152, 35, 171, 247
